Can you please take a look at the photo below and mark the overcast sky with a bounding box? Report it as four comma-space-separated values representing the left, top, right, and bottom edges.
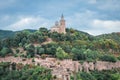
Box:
0, 0, 120, 35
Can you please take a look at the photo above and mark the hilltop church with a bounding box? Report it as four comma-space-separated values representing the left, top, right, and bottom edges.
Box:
51, 14, 66, 34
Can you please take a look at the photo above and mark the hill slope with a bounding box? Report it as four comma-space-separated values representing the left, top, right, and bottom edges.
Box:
96, 32, 120, 43
0, 29, 37, 40
0, 30, 15, 39
0, 28, 120, 62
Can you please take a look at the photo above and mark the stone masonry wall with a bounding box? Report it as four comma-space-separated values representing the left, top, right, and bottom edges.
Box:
1, 56, 120, 80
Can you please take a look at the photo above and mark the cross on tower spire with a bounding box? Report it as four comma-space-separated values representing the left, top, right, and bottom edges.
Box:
61, 14, 64, 20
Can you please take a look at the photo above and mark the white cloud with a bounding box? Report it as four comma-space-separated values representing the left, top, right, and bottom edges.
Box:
66, 10, 120, 35
1, 10, 120, 36
6, 16, 52, 31
92, 20, 120, 30
85, 19, 120, 35
66, 10, 98, 29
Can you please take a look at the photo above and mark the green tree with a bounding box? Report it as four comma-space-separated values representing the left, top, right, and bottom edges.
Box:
56, 47, 69, 59
39, 27, 48, 33
71, 48, 86, 60
99, 54, 117, 62
26, 44, 35, 57
0, 47, 12, 57
0, 62, 52, 80
36, 47, 45, 55
79, 72, 96, 80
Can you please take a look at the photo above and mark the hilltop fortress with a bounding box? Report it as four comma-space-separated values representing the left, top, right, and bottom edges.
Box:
51, 14, 66, 34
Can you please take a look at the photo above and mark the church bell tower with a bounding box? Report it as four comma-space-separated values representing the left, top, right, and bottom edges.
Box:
60, 14, 66, 34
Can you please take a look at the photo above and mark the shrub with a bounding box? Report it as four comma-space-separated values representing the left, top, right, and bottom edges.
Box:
0, 47, 12, 57
56, 47, 69, 60
16, 49, 20, 53
99, 54, 117, 62
79, 72, 96, 80
32, 58, 35, 62
117, 56, 120, 60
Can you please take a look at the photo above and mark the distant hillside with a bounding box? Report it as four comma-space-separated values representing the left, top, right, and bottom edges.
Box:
96, 32, 120, 43
0, 30, 15, 39
19, 29, 37, 33
0, 29, 36, 40
0, 28, 120, 62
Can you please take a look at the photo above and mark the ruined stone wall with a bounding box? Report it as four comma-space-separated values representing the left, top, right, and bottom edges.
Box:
79, 61, 120, 72
1, 57, 120, 80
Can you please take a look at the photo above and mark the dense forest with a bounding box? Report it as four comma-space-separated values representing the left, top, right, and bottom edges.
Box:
0, 28, 120, 62
71, 68, 120, 80
0, 28, 120, 80
0, 62, 52, 80
0, 30, 15, 39
0, 29, 36, 39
